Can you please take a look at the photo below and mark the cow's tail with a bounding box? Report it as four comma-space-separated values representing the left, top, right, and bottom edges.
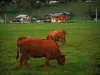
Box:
16, 47, 19, 60
64, 31, 67, 44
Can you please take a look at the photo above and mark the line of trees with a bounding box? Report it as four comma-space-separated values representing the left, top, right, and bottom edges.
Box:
0, 0, 100, 12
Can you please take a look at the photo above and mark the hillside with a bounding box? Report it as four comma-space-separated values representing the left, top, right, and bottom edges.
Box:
31, 2, 95, 20
6, 2, 96, 21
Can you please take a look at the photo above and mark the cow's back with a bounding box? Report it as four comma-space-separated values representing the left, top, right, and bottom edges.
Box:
17, 38, 61, 59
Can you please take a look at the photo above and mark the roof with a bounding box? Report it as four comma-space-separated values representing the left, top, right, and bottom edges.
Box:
49, 12, 70, 17
15, 14, 27, 18
49, 13, 64, 17
64, 12, 70, 15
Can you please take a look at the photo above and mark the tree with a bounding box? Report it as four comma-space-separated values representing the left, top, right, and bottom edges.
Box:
96, 0, 100, 11
15, 0, 49, 9
59, 0, 69, 3
0, 0, 14, 11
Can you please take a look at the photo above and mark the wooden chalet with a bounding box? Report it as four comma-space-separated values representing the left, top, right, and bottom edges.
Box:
50, 12, 70, 22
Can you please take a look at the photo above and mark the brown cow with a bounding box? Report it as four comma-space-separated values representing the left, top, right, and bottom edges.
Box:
16, 37, 65, 68
46, 30, 67, 45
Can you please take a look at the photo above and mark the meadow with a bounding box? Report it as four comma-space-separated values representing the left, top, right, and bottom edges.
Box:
0, 22, 100, 75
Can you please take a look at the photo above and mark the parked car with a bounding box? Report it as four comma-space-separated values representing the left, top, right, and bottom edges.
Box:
88, 12, 100, 20
88, 15, 100, 20
43, 19, 51, 23
32, 17, 43, 23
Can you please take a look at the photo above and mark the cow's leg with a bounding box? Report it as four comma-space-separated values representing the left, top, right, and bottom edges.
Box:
19, 54, 23, 68
24, 55, 29, 68
44, 57, 49, 68
23, 55, 29, 68
24, 60, 28, 68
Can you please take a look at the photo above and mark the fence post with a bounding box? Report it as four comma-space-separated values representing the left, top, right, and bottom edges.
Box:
4, 12, 6, 24
96, 7, 97, 22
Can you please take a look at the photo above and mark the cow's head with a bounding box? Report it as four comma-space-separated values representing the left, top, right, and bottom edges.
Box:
56, 55, 65, 65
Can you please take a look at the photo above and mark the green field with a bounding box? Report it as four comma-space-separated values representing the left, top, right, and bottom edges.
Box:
0, 22, 100, 75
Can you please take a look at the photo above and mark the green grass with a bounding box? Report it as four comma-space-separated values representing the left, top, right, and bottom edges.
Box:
0, 22, 100, 75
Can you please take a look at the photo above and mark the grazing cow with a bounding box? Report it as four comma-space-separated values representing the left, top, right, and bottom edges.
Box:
46, 30, 67, 45
16, 37, 65, 68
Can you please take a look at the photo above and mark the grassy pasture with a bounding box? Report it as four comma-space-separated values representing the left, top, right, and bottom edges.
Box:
0, 22, 100, 75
